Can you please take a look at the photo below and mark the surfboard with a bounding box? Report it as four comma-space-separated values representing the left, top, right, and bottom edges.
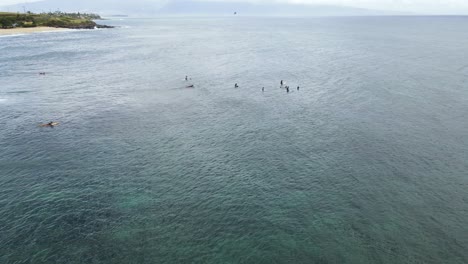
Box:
39, 122, 59, 127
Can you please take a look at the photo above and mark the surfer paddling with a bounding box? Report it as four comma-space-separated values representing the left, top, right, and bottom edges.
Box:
40, 121, 58, 127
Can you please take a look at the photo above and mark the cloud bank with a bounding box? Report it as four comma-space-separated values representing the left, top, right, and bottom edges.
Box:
201, 0, 468, 13
1, 0, 468, 14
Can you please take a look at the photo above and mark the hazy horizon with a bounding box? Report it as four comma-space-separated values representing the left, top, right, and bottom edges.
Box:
2, 0, 468, 15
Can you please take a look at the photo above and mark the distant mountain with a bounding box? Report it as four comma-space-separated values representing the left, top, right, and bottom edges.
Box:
157, 0, 395, 16
0, 0, 401, 16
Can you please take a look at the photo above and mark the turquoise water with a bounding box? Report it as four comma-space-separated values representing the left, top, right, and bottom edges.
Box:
1, 17, 467, 263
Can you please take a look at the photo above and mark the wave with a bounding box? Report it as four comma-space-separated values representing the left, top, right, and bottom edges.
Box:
0, 28, 77, 38
0, 34, 27, 38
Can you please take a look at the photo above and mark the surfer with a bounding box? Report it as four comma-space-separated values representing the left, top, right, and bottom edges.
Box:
235, 83, 239, 88
262, 87, 264, 92
286, 86, 289, 93
185, 76, 188, 81
40, 121, 57, 127
297, 86, 300, 91
280, 80, 283, 86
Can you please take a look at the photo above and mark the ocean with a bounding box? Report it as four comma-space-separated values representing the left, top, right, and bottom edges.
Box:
0, 16, 467, 263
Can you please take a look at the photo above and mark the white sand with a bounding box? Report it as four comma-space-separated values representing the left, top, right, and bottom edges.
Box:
0, 27, 69, 36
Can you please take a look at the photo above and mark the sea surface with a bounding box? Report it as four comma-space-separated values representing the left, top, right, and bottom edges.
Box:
1, 16, 467, 263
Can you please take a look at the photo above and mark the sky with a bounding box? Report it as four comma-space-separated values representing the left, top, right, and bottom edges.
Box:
1, 0, 468, 14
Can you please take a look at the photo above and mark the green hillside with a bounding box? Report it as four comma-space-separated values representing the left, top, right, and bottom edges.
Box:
0, 11, 111, 29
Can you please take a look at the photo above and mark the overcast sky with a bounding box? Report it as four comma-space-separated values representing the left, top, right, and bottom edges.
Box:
1, 0, 468, 13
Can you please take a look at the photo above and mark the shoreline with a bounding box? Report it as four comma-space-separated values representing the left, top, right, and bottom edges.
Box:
0, 27, 70, 36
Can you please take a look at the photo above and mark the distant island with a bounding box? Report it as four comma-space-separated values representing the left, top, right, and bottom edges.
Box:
108, 15, 128, 17
0, 11, 113, 29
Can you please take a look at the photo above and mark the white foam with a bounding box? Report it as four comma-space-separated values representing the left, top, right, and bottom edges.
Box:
0, 34, 27, 38
0, 28, 77, 38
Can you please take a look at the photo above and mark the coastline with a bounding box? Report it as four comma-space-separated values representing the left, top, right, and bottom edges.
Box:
0, 27, 70, 36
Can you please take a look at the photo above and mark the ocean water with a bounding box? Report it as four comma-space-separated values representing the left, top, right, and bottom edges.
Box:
0, 16, 467, 263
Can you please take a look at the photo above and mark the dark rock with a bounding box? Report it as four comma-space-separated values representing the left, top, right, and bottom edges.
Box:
96, 24, 114, 29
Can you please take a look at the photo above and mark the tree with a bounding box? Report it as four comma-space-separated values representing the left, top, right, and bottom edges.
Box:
0, 17, 14, 28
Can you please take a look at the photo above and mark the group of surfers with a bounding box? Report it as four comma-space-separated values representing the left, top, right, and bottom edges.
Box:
41, 77, 301, 128
186, 77, 300, 93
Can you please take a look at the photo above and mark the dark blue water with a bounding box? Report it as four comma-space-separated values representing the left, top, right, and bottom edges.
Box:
1, 17, 467, 263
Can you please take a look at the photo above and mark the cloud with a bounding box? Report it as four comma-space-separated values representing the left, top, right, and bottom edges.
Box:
0, 0, 40, 5
197, 0, 468, 12
1, 0, 468, 13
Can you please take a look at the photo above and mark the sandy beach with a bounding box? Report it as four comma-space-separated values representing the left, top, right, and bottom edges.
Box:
0, 27, 69, 36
